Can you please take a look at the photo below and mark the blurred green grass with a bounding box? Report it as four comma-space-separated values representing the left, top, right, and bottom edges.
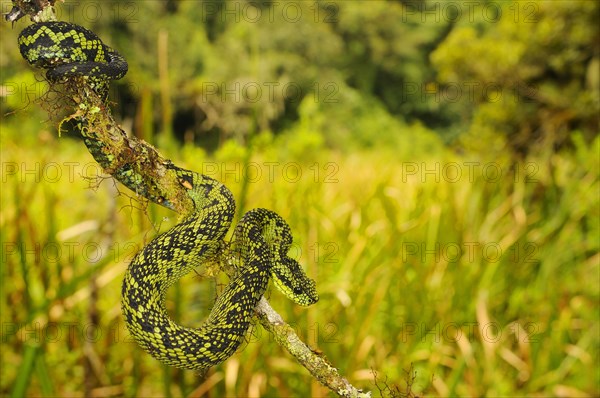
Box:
1, 122, 598, 396
2, 0, 598, 395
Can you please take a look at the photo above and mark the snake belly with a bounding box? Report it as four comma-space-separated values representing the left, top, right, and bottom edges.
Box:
18, 21, 319, 371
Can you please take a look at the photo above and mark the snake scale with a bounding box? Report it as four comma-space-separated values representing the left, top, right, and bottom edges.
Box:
18, 21, 318, 371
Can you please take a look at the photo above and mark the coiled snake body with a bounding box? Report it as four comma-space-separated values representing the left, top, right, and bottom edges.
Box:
18, 22, 318, 370
18, 22, 128, 95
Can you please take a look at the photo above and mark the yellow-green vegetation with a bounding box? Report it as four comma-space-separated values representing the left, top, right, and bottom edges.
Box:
1, 0, 598, 397
1, 123, 597, 396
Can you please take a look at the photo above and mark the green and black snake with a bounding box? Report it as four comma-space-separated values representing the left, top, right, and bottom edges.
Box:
18, 22, 128, 95
18, 21, 318, 370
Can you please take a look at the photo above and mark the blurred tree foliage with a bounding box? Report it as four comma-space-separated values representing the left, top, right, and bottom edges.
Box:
431, 0, 599, 156
2, 0, 598, 156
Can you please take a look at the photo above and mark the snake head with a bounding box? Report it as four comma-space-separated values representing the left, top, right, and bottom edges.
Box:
272, 257, 319, 306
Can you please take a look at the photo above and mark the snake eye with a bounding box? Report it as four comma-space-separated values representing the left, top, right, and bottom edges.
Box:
293, 286, 304, 295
